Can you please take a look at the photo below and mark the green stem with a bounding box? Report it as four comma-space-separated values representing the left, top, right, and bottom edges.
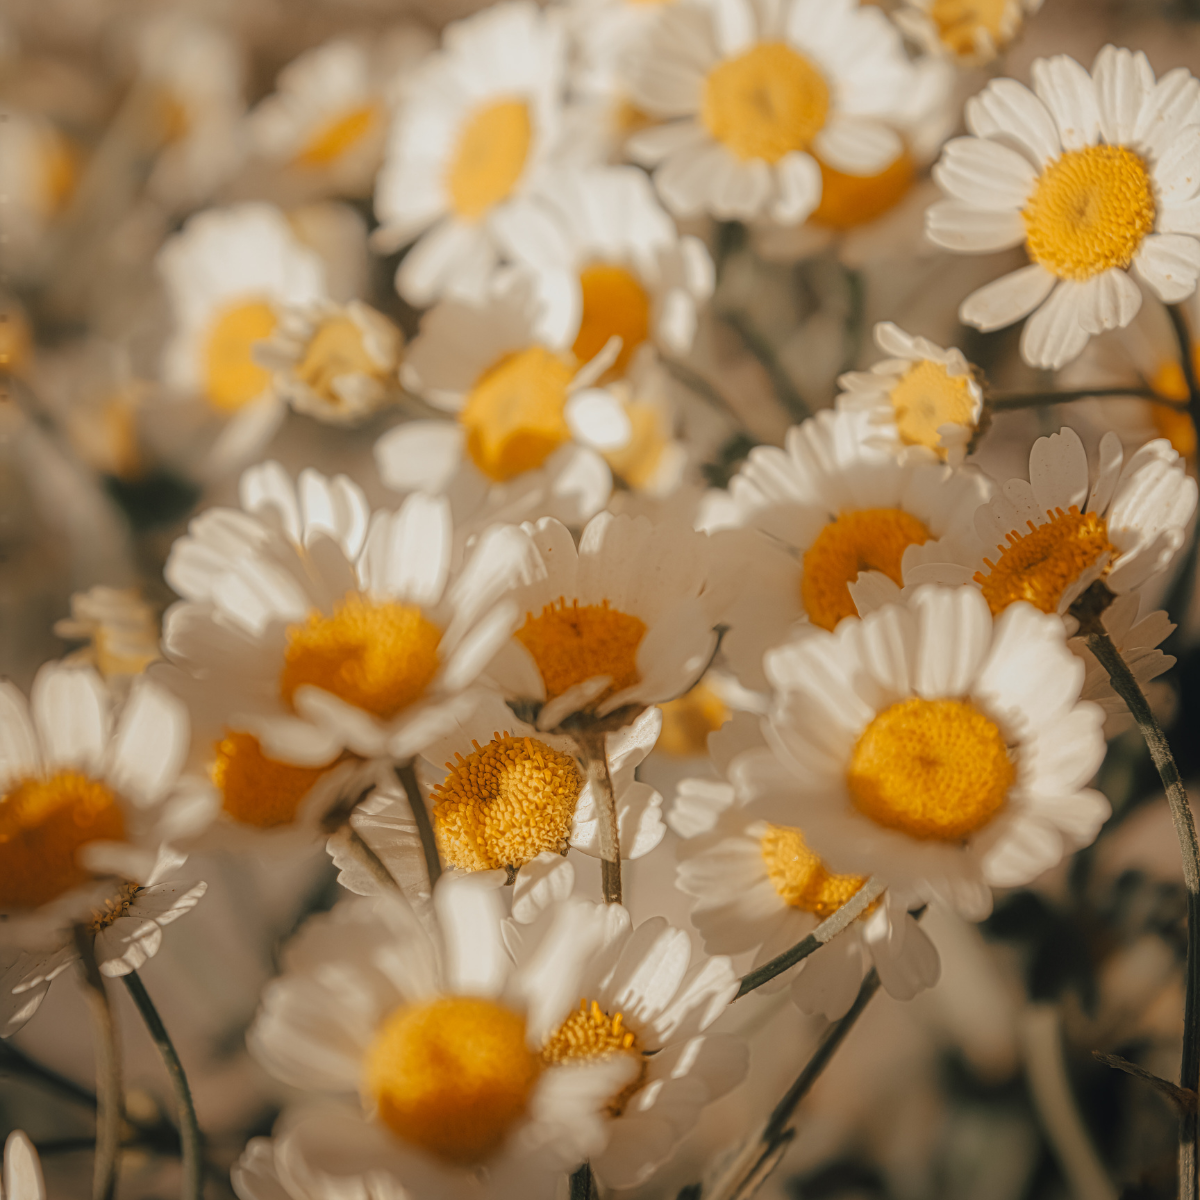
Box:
569, 1163, 594, 1200
73, 928, 122, 1200
988, 386, 1170, 410
1081, 622, 1199, 1200
660, 357, 748, 429
721, 310, 810, 423
395, 761, 441, 891
577, 729, 621, 905
1166, 303, 1200, 438
122, 972, 203, 1200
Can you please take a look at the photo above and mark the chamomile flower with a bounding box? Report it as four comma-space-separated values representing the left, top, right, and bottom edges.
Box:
739, 585, 1110, 919
625, 0, 916, 226
248, 877, 639, 1200
0, 663, 212, 1035
0, 109, 78, 278
249, 29, 435, 199
904, 427, 1197, 618
467, 510, 716, 731
55, 586, 160, 684
836, 322, 984, 465
0, 1132, 44, 1200
893, 0, 1043, 65
157, 204, 327, 477
498, 164, 714, 362
712, 408, 989, 689
373, 2, 568, 307
161, 463, 518, 840
256, 299, 403, 426
926, 47, 1200, 369
334, 695, 664, 896
505, 855, 747, 1189
375, 280, 620, 526
677, 793, 940, 1020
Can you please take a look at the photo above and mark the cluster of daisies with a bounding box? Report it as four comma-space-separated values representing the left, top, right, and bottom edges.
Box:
4, 0, 1200, 1196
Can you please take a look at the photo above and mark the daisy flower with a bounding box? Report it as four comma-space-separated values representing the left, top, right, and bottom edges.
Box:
711, 408, 989, 689
160, 463, 518, 841
249, 30, 434, 198
248, 877, 639, 1200
893, 0, 1043, 65
624, 0, 916, 226
256, 298, 404, 426
465, 510, 716, 732
498, 164, 714, 365
739, 584, 1110, 919
0, 663, 212, 1035
373, 1, 568, 307
678, 798, 939, 1020
0, 1132, 44, 1200
157, 204, 327, 477
332, 694, 664, 896
926, 47, 1200, 369
374, 279, 621, 527
903, 426, 1197, 618
55, 586, 160, 685
835, 322, 985, 465
504, 855, 748, 1190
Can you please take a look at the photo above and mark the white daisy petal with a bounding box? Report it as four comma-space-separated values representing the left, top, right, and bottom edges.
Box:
1133, 232, 1200, 303
932, 137, 1038, 209
965, 78, 1061, 167
959, 264, 1057, 333
1091, 44, 1155, 146
1031, 54, 1101, 151
1073, 268, 1142, 336
1019, 281, 1091, 369
925, 200, 1027, 253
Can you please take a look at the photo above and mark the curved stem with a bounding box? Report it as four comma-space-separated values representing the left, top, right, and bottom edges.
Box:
569, 1162, 594, 1200
988, 386, 1171, 410
1081, 623, 1199, 1200
721, 309, 810, 423
576, 728, 621, 905
122, 972, 203, 1200
73, 927, 122, 1200
735, 877, 885, 998
1167, 304, 1200, 436
395, 761, 441, 892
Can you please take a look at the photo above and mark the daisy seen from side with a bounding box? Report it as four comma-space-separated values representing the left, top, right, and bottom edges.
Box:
893, 0, 1043, 65
926, 47, 1200, 369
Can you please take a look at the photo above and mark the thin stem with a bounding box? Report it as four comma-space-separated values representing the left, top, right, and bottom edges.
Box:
73, 927, 122, 1200
1081, 622, 1199, 1200
1167, 303, 1200, 436
569, 1162, 594, 1200
395, 761, 441, 891
659, 357, 747, 429
988, 386, 1170, 410
735, 877, 885, 998
122, 972, 203, 1200
721, 310, 810, 423
0, 1039, 102, 1111
576, 728, 621, 905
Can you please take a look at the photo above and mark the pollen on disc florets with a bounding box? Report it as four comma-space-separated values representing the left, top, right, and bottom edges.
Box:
0, 770, 127, 910
887, 359, 979, 456
801, 509, 932, 631
515, 597, 647, 703
974, 506, 1116, 616
431, 732, 584, 871
760, 825, 870, 919
542, 998, 646, 1116
364, 995, 542, 1165
280, 594, 442, 720
847, 697, 1015, 841
88, 881, 141, 933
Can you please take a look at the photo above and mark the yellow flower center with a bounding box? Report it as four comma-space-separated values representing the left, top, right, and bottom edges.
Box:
1023, 145, 1156, 282
38, 130, 78, 217
572, 264, 652, 380
974, 506, 1116, 616
294, 105, 379, 168
929, 0, 1011, 56
203, 299, 278, 413
431, 733, 583, 871
211, 731, 342, 829
702, 42, 830, 163
760, 825, 870, 918
887, 359, 979, 456
459, 347, 574, 483
810, 151, 915, 230
603, 398, 670, 490
542, 998, 646, 1116
446, 99, 532, 222
656, 681, 728, 757
364, 996, 542, 1165
847, 697, 1014, 841
294, 315, 388, 408
280, 595, 442, 719
88, 881, 141, 933
801, 508, 931, 631
515, 599, 647, 704
0, 771, 127, 910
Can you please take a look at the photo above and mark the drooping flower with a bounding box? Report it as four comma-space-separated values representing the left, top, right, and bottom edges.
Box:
927, 47, 1200, 368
